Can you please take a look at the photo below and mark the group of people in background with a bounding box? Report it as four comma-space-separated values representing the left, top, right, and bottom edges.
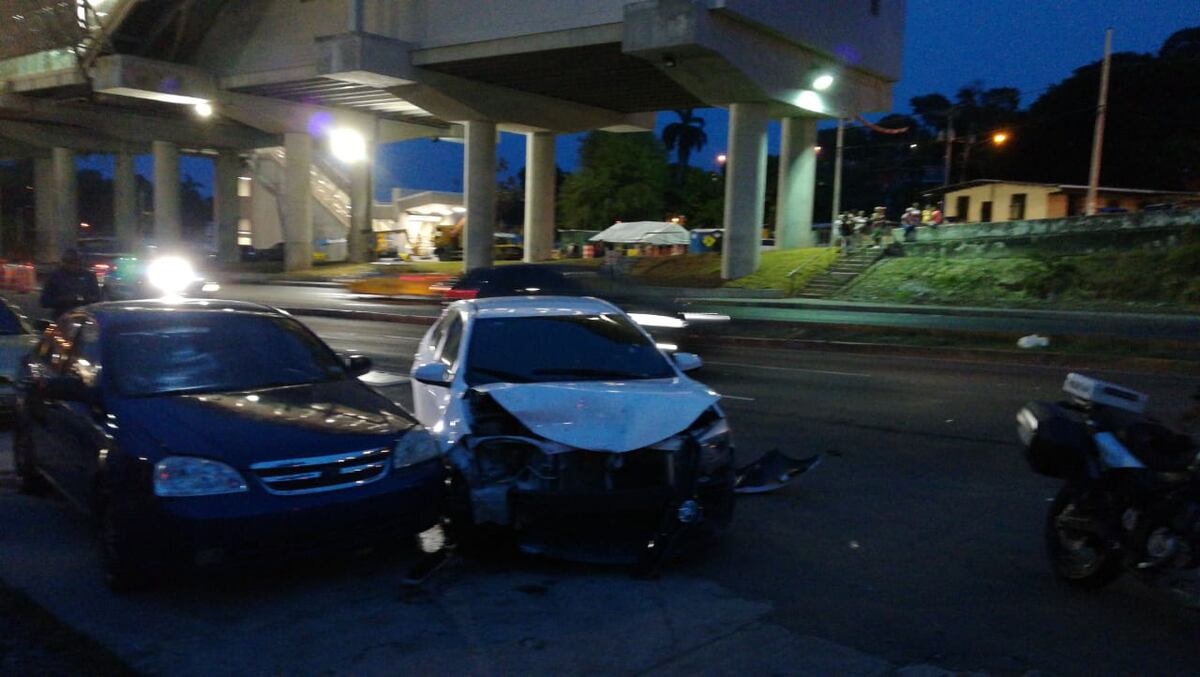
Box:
836, 202, 945, 252
834, 206, 890, 252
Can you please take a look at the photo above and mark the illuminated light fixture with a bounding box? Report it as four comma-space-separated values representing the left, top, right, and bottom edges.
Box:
193, 101, 213, 118
716, 153, 727, 165
814, 146, 822, 154
329, 127, 367, 164
992, 132, 1009, 145
628, 312, 686, 329
796, 90, 824, 113
909, 143, 918, 149
812, 73, 835, 91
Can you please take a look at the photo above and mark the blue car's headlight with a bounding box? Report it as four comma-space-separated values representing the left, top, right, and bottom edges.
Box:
393, 427, 441, 469
154, 456, 249, 497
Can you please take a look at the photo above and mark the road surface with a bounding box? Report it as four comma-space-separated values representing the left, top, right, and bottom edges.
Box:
4, 316, 1197, 675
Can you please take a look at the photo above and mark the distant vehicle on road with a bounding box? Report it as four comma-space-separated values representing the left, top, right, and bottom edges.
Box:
410, 295, 735, 568
14, 300, 444, 589
439, 264, 584, 300
101, 253, 221, 301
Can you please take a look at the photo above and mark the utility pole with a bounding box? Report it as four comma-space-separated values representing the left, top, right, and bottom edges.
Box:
831, 117, 845, 230
942, 108, 956, 187
1086, 28, 1113, 216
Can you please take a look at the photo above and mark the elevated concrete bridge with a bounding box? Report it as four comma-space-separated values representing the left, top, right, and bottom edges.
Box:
1, 0, 905, 275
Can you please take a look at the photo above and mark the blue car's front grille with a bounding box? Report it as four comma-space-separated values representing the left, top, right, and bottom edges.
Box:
250, 447, 392, 495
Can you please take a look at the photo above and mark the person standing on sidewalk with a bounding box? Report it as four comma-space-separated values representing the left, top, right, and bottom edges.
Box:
40, 249, 101, 320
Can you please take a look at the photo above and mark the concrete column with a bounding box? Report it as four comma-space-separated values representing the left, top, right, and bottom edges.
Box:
463, 120, 497, 271
776, 117, 818, 249
113, 151, 138, 251
348, 146, 373, 263
33, 157, 57, 263
721, 102, 769, 279
52, 147, 77, 257
152, 141, 181, 246
283, 132, 314, 271
523, 131, 556, 262
214, 150, 241, 265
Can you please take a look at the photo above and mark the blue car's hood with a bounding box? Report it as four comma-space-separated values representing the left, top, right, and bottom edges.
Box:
111, 379, 417, 466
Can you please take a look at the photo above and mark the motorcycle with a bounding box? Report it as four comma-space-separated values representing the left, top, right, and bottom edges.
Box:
1017, 373, 1200, 604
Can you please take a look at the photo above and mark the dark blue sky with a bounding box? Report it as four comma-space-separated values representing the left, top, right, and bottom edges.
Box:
78, 0, 1197, 199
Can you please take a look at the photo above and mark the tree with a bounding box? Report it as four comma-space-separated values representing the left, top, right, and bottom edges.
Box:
559, 132, 669, 228
1018, 43, 1200, 190
661, 108, 708, 184
1161, 26, 1200, 59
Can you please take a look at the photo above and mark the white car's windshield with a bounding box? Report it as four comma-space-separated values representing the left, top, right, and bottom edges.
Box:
464, 314, 675, 386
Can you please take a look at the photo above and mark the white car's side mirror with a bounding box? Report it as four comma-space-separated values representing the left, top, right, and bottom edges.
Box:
673, 352, 703, 372
412, 363, 452, 387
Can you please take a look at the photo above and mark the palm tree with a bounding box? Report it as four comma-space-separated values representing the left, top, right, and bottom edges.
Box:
661, 108, 708, 184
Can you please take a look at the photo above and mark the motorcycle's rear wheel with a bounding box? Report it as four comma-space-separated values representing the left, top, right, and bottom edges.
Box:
1045, 483, 1123, 589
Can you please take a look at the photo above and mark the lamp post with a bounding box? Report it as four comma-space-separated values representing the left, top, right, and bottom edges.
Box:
955, 131, 1012, 183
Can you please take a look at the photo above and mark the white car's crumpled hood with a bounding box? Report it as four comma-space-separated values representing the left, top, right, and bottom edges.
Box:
474, 378, 720, 453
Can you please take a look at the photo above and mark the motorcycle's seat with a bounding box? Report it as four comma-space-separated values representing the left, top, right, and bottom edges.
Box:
1117, 421, 1195, 472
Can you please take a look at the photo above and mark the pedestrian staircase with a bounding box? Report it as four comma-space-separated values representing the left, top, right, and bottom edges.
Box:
794, 247, 885, 299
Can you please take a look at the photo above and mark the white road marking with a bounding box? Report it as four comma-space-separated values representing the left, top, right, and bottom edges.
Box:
706, 360, 872, 378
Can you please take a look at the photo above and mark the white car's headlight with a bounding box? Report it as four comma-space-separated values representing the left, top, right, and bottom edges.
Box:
696, 418, 733, 473
393, 427, 442, 469
154, 456, 248, 497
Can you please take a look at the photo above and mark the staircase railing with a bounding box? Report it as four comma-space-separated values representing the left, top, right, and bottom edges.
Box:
264, 148, 352, 229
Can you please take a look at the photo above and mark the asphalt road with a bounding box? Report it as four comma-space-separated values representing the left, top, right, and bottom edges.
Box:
3, 314, 1200, 675
308, 318, 1200, 676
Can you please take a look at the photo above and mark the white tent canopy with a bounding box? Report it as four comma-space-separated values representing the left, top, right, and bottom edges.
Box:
589, 221, 690, 246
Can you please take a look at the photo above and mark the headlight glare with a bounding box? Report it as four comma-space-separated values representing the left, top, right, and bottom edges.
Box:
154, 456, 248, 497
146, 256, 197, 294
394, 427, 441, 469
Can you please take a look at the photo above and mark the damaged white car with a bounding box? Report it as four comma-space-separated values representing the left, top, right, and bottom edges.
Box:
410, 296, 736, 564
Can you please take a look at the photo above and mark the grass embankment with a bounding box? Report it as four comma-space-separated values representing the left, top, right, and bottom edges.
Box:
843, 236, 1200, 311
231, 248, 836, 295
631, 247, 838, 292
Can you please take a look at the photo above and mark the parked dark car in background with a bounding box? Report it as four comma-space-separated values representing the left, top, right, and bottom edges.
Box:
14, 300, 445, 590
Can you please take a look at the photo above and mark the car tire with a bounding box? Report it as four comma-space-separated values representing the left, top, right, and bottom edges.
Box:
13, 424, 49, 496
97, 502, 151, 593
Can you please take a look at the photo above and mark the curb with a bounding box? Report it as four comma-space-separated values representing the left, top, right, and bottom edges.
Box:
684, 296, 1200, 324
281, 306, 1200, 376
229, 278, 345, 289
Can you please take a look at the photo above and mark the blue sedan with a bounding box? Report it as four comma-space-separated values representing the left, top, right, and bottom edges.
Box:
14, 300, 445, 590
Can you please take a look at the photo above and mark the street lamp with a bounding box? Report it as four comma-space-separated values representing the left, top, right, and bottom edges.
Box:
329, 127, 367, 164
992, 132, 1009, 146
193, 101, 214, 118
812, 73, 835, 91
716, 153, 727, 166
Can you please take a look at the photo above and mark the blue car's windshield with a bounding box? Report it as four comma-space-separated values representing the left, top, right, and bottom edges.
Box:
107, 313, 347, 396
464, 314, 674, 386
